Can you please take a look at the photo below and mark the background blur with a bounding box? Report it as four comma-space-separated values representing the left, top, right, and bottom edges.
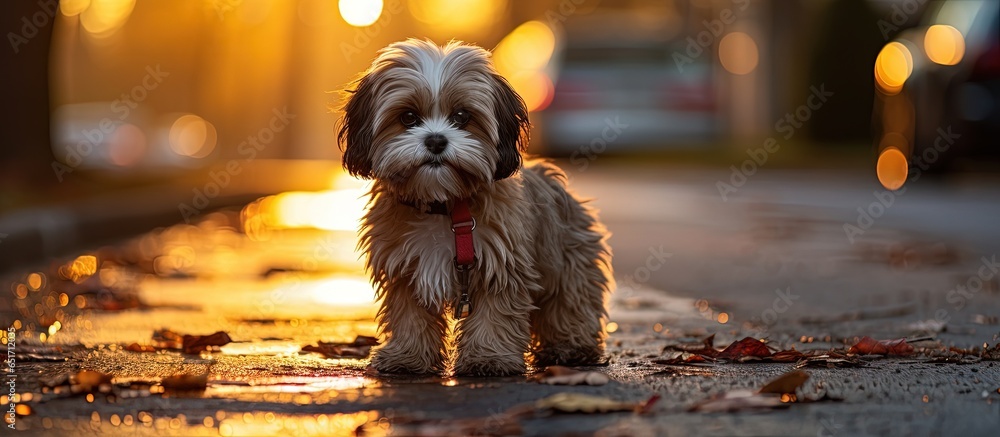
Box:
0, 0, 998, 269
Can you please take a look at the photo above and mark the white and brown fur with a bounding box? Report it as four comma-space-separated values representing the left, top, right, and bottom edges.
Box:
338, 39, 613, 376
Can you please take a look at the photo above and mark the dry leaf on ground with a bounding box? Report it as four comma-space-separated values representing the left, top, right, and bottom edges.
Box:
848, 336, 914, 356
794, 353, 864, 368
182, 331, 233, 354
531, 366, 610, 386
652, 353, 711, 365
690, 370, 810, 412
161, 372, 209, 391
663, 334, 718, 356
532, 393, 641, 414
716, 337, 773, 361
758, 370, 809, 394
302, 336, 380, 358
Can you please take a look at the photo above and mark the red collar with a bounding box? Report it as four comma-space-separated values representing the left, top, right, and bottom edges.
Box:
450, 198, 476, 267
451, 198, 475, 318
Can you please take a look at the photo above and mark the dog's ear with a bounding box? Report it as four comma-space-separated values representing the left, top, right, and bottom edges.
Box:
338, 73, 378, 179
491, 74, 530, 181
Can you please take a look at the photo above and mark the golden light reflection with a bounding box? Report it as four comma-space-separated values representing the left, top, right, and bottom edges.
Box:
606, 322, 619, 333
308, 277, 377, 307
924, 24, 965, 66
339, 0, 383, 27
717, 313, 729, 324
60, 255, 98, 283
877, 147, 909, 190
80, 0, 135, 37
61, 0, 91, 17
718, 32, 759, 75
875, 42, 913, 95
169, 115, 217, 159
214, 411, 385, 436
244, 184, 370, 233
410, 0, 507, 34
494, 21, 557, 112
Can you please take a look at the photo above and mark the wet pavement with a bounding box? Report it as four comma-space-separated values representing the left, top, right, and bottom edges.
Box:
3, 163, 1000, 436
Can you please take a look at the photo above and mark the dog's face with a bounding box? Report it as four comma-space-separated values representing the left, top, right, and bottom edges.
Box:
338, 39, 530, 202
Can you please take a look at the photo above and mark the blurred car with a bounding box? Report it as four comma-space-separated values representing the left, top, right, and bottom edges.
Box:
534, 5, 719, 156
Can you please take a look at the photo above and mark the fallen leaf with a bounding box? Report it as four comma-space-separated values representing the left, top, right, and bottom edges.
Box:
652, 352, 712, 365
690, 370, 809, 412
982, 344, 1000, 361
758, 370, 809, 395
663, 334, 718, 357
689, 390, 787, 413
182, 331, 232, 354
769, 349, 807, 363
848, 336, 913, 356
533, 393, 639, 414
161, 372, 208, 391
531, 366, 609, 386
302, 336, 380, 358
125, 343, 158, 353
716, 337, 772, 361
794, 353, 865, 369
152, 329, 184, 349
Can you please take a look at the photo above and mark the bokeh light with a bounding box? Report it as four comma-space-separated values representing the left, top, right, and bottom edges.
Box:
169, 115, 218, 159
409, 0, 507, 34
718, 32, 759, 75
60, 0, 91, 17
877, 147, 909, 190
80, 0, 135, 37
875, 42, 913, 95
108, 123, 147, 166
493, 21, 556, 112
338, 0, 383, 27
924, 24, 965, 66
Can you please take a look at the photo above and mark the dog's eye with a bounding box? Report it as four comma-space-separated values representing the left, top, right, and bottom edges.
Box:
400, 111, 420, 127
449, 109, 470, 127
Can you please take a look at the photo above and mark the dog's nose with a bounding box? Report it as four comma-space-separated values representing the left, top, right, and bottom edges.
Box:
424, 134, 448, 154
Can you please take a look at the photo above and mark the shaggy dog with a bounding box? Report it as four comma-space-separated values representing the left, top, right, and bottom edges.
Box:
338, 39, 613, 376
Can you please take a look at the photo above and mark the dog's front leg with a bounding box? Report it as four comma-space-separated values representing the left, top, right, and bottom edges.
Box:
370, 279, 449, 374
452, 275, 534, 376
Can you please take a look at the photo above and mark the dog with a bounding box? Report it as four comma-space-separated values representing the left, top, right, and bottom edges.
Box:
338, 39, 613, 376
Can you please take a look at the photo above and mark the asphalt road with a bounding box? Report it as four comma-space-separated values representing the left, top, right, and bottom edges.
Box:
3, 162, 1000, 436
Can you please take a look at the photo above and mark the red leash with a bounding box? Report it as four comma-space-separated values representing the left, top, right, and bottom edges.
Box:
451, 198, 475, 318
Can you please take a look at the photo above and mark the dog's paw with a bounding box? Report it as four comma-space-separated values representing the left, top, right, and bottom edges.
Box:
453, 355, 526, 376
370, 346, 444, 375
533, 346, 606, 368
